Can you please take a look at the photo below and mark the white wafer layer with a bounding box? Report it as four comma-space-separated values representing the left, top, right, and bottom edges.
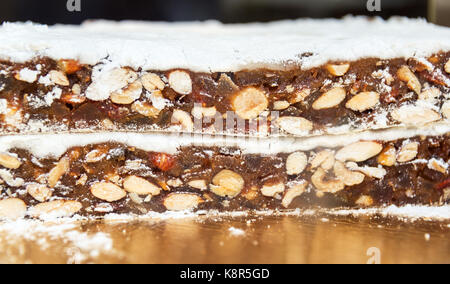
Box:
0, 123, 448, 158
0, 16, 449, 73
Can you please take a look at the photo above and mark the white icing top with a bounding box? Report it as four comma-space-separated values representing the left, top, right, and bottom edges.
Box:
0, 16, 449, 72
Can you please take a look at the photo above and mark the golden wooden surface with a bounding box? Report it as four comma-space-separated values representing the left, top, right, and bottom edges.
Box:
0, 215, 448, 264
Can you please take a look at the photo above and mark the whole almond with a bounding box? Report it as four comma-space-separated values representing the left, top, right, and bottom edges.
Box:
123, 175, 161, 196
312, 87, 346, 110
391, 105, 440, 125
168, 70, 192, 95
0, 153, 21, 169
132, 101, 161, 118
273, 100, 290, 110
91, 182, 127, 202
397, 142, 419, 163
188, 179, 208, 191
286, 152, 308, 175
210, 169, 244, 198
29, 200, 82, 219
345, 92, 380, 112
397, 66, 421, 94
0, 198, 27, 220
261, 182, 285, 197
276, 116, 313, 135
445, 59, 450, 74
336, 141, 383, 162
110, 81, 142, 104
231, 87, 268, 120
27, 183, 52, 202
48, 70, 70, 86
164, 193, 203, 211
326, 63, 350, 76
141, 73, 165, 91
48, 156, 70, 188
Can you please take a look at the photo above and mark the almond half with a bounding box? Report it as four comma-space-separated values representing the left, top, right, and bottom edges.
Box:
312, 87, 346, 110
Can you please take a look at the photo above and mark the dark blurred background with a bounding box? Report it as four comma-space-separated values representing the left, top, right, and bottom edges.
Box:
0, 0, 448, 26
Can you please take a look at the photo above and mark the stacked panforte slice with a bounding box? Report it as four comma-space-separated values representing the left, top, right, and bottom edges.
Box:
0, 17, 449, 219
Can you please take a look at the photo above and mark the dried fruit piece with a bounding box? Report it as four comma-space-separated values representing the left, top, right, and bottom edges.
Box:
345, 92, 380, 112
48, 70, 70, 86
164, 193, 203, 211
0, 153, 21, 169
286, 152, 307, 175
276, 116, 313, 135
110, 81, 142, 104
123, 175, 161, 196
397, 65, 421, 94
333, 161, 365, 186
281, 181, 308, 208
58, 59, 82, 74
397, 141, 419, 163
141, 73, 165, 91
391, 104, 441, 125
29, 200, 82, 219
261, 181, 285, 197
188, 179, 208, 191
149, 153, 176, 172
0, 198, 27, 220
210, 169, 244, 198
336, 141, 383, 162
171, 109, 194, 132
168, 70, 192, 94
310, 150, 335, 170
445, 59, 450, 74
131, 101, 161, 118
48, 156, 70, 188
377, 145, 396, 166
311, 168, 344, 193
231, 87, 268, 120
27, 183, 52, 202
90, 182, 127, 202
326, 63, 350, 76
312, 87, 346, 110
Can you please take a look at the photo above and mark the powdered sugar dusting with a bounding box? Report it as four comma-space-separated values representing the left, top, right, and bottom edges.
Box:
0, 220, 115, 263
228, 227, 246, 236
0, 17, 449, 73
101, 205, 450, 222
